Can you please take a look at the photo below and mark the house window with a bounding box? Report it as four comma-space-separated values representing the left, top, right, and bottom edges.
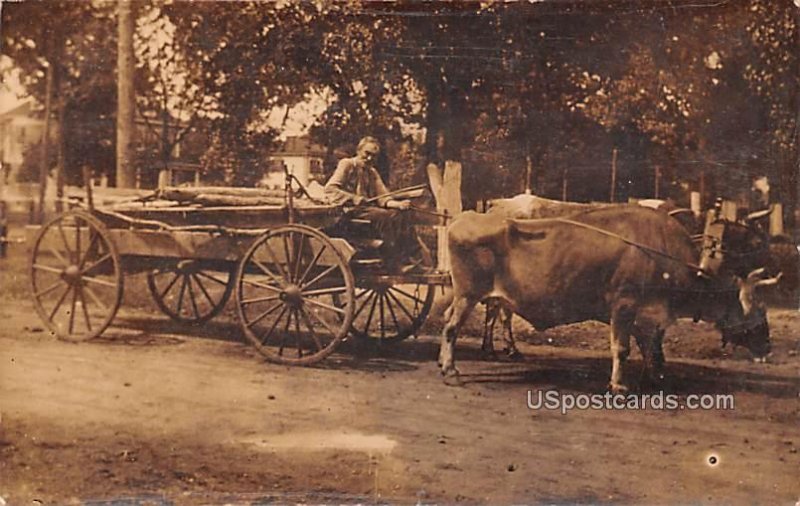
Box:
309, 158, 323, 177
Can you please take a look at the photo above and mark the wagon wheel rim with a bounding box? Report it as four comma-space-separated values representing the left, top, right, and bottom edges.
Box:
29, 210, 123, 341
235, 224, 355, 365
147, 261, 234, 324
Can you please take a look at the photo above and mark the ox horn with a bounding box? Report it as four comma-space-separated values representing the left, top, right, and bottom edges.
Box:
744, 267, 783, 287
745, 208, 772, 222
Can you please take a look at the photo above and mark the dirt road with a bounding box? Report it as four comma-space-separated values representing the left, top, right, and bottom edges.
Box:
1, 288, 799, 505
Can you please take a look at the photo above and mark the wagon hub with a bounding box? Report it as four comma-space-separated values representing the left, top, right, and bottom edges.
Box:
281, 284, 304, 308
62, 264, 82, 285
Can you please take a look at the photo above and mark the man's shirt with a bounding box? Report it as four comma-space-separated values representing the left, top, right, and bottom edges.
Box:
324, 156, 391, 206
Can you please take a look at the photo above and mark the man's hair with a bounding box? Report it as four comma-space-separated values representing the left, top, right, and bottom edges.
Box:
357, 136, 380, 152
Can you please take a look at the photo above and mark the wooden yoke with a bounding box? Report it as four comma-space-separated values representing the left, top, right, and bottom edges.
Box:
426, 160, 462, 271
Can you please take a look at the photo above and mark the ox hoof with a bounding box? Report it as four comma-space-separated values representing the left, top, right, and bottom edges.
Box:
608, 382, 629, 395
480, 348, 499, 361
506, 349, 524, 361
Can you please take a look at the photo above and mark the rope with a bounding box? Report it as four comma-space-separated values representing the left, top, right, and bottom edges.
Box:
550, 217, 708, 275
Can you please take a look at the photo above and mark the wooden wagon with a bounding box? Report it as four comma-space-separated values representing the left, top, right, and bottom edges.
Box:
27, 178, 449, 365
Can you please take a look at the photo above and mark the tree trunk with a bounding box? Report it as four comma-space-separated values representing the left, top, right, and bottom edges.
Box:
116, 0, 136, 188
55, 69, 66, 214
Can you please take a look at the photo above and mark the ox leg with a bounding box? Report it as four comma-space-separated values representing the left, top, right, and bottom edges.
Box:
439, 296, 475, 377
634, 329, 666, 385
609, 306, 635, 393
502, 308, 522, 360
481, 301, 498, 359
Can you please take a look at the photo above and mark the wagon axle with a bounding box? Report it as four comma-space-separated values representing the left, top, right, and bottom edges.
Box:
279, 284, 304, 308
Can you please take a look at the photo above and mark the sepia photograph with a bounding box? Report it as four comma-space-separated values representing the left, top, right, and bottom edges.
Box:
0, 0, 798, 503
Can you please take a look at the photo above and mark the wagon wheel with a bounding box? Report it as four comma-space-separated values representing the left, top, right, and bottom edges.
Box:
147, 261, 234, 324
347, 240, 435, 344
235, 224, 355, 365
29, 210, 123, 341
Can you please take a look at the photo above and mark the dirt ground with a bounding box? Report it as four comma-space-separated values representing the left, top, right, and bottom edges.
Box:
1, 228, 799, 505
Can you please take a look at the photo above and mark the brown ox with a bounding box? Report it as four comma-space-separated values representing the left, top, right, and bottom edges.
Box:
439, 206, 776, 392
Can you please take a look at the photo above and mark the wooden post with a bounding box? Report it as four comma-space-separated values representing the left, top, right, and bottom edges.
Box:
699, 170, 706, 209
524, 153, 532, 195
654, 165, 660, 199
426, 160, 462, 271
37, 60, 54, 224
116, 0, 136, 188
770, 203, 784, 236
562, 167, 568, 202
610, 148, 618, 202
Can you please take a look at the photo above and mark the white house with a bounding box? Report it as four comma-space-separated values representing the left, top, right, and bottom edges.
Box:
260, 136, 326, 189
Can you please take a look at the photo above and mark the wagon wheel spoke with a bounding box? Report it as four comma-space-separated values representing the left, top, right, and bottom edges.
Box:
292, 234, 306, 283
257, 306, 289, 346
362, 293, 380, 335
83, 284, 108, 313
249, 258, 285, 288
240, 277, 282, 292
300, 264, 338, 293
302, 297, 346, 316
293, 309, 305, 358
241, 294, 281, 306
304, 303, 340, 337
77, 285, 92, 333
261, 241, 290, 281
186, 276, 201, 320
80, 252, 112, 275
388, 286, 426, 307
353, 291, 376, 321
48, 245, 69, 267
191, 273, 217, 308
297, 245, 326, 286
386, 289, 416, 322
298, 308, 325, 352
246, 303, 282, 329
278, 309, 293, 357
282, 231, 294, 283
81, 274, 118, 288
35, 280, 65, 299
67, 282, 79, 335
49, 285, 72, 321
57, 221, 74, 263
195, 271, 229, 286
379, 292, 386, 340
384, 292, 401, 332
301, 285, 349, 297
175, 275, 189, 317
78, 232, 102, 272
32, 263, 64, 275
158, 272, 181, 300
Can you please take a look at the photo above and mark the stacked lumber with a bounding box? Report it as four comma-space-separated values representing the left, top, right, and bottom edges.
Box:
157, 187, 289, 207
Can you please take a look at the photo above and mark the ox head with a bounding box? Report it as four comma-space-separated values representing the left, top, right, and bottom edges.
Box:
712, 268, 780, 360
699, 214, 778, 360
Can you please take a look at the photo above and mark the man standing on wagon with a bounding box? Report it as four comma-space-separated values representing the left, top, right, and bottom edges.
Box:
324, 136, 417, 270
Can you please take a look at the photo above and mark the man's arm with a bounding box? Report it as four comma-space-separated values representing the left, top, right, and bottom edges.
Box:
369, 169, 410, 210
324, 159, 360, 205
